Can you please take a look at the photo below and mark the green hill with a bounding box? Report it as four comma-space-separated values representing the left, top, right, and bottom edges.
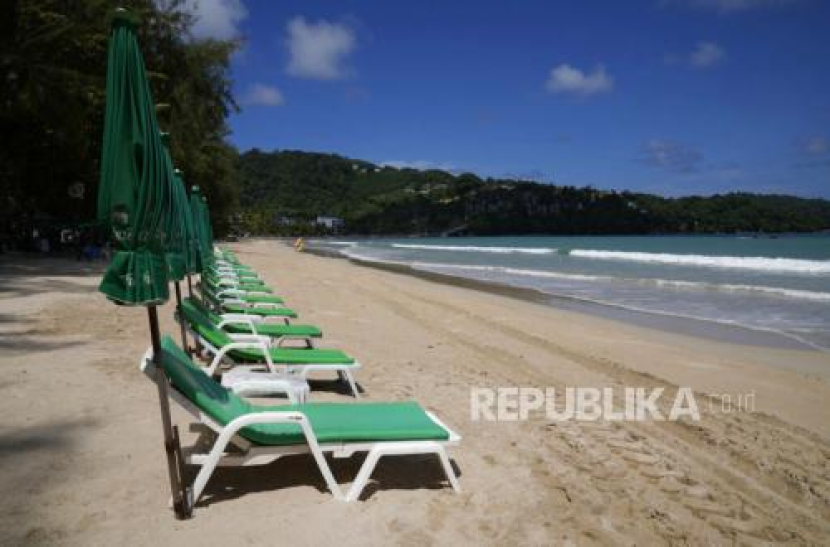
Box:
235, 149, 830, 236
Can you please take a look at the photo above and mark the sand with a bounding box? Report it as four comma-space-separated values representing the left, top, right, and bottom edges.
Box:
1, 239, 829, 545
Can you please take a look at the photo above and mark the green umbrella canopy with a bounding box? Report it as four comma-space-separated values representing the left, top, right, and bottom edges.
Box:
189, 186, 213, 269
97, 10, 182, 304
173, 171, 201, 276
158, 133, 196, 281
202, 195, 214, 251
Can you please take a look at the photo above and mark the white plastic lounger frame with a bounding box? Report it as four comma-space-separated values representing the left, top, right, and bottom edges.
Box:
209, 278, 269, 292
213, 286, 274, 299
212, 313, 315, 347
177, 315, 362, 398
200, 293, 293, 325
140, 350, 460, 508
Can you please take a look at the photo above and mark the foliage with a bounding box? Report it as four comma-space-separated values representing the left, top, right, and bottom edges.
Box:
236, 149, 830, 236
0, 0, 239, 233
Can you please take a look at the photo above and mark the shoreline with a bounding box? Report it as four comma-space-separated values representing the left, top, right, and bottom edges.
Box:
300, 243, 822, 354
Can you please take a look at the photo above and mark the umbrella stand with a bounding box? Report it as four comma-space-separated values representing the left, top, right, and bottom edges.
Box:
147, 305, 191, 519
173, 281, 189, 356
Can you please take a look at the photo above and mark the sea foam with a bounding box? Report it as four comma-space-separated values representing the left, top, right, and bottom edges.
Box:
569, 250, 830, 274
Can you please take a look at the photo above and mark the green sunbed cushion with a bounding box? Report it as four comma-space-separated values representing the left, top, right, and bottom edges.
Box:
159, 336, 448, 445
225, 322, 322, 337
233, 347, 355, 365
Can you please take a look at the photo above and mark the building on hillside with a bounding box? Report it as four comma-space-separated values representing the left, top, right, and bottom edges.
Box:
315, 216, 345, 232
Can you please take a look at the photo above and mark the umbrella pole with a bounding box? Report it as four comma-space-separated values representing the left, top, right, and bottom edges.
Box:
174, 282, 190, 357
186, 274, 193, 297
148, 305, 191, 519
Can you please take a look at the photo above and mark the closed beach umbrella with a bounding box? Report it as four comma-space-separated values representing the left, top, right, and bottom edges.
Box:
96, 9, 190, 519
189, 185, 212, 268
159, 133, 196, 351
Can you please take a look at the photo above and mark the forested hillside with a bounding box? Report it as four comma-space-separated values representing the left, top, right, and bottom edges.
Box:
236, 149, 830, 236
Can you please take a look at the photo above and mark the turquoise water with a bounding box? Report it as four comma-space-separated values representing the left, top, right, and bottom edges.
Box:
310, 235, 830, 350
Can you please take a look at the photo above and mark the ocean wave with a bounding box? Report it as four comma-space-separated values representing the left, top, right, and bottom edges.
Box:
317, 241, 357, 246
413, 262, 609, 281
412, 262, 830, 302
392, 243, 556, 255
569, 249, 830, 274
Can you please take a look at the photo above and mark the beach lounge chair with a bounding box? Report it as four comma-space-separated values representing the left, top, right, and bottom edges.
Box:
200, 278, 281, 303
186, 296, 321, 346
207, 266, 261, 282
141, 337, 460, 506
204, 273, 271, 291
177, 299, 361, 397
200, 284, 298, 320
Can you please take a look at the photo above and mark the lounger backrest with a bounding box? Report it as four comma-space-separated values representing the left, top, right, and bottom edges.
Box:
201, 276, 221, 293
185, 296, 222, 324
179, 299, 234, 348
159, 336, 250, 425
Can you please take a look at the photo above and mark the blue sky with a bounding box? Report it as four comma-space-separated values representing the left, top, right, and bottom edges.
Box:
185, 0, 830, 197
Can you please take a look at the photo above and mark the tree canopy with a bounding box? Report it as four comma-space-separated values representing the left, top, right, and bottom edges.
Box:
0, 0, 239, 232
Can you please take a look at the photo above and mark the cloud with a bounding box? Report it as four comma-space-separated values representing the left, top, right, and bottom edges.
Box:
242, 84, 285, 106
662, 0, 798, 13
545, 64, 614, 96
286, 17, 356, 80
641, 140, 704, 173
182, 0, 247, 40
690, 41, 726, 68
802, 137, 829, 156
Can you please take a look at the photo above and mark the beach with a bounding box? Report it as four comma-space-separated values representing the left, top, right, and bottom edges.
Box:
1, 239, 829, 545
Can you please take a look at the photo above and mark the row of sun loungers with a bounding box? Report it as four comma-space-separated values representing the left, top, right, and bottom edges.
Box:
142, 248, 461, 508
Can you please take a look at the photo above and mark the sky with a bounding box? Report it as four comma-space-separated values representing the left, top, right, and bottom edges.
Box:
183, 0, 830, 198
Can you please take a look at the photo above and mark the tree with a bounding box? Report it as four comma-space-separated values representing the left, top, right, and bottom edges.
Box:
0, 0, 240, 234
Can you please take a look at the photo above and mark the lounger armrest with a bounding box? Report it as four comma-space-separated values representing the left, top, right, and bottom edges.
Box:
216, 315, 260, 335
220, 313, 264, 324
250, 302, 280, 309
209, 341, 277, 375
228, 333, 271, 345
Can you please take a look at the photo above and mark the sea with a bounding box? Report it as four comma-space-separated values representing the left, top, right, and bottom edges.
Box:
307, 235, 830, 352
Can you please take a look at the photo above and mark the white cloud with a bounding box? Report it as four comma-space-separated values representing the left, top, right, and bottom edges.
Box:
182, 0, 247, 40
663, 0, 797, 13
641, 139, 704, 173
803, 137, 829, 156
242, 84, 285, 106
690, 41, 726, 68
286, 17, 356, 80
545, 64, 614, 96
